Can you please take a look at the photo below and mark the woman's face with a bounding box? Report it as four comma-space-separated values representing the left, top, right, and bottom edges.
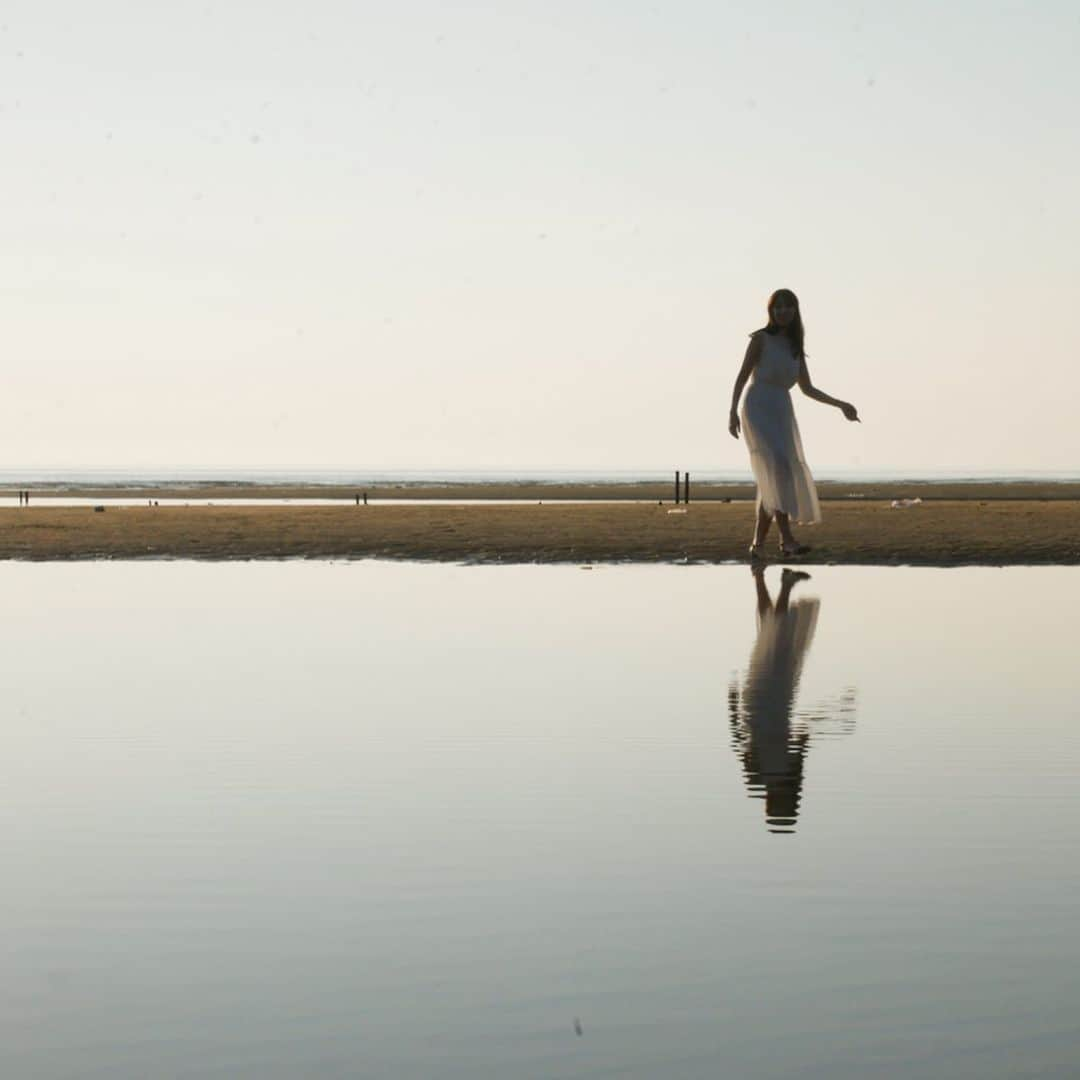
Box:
770, 298, 797, 327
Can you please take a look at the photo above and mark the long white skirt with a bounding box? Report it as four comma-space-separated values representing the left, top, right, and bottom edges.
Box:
741, 383, 821, 524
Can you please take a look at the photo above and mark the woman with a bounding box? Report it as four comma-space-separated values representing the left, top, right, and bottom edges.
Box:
729, 289, 859, 558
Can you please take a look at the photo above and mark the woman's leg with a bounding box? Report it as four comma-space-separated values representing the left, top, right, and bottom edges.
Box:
752, 501, 772, 547
774, 510, 797, 547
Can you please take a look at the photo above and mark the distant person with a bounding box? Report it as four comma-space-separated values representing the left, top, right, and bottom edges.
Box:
728, 289, 859, 559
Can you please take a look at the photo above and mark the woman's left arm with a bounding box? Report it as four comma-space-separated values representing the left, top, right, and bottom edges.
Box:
798, 358, 860, 421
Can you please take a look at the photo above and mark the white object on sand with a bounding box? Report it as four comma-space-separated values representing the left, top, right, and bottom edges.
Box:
890, 497, 923, 508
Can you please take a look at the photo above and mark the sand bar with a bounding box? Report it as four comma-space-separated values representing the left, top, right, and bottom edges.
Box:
4, 480, 1080, 502
2, 501, 1079, 565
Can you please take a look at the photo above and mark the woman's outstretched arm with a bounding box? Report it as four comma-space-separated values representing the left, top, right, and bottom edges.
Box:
797, 358, 860, 421
729, 334, 763, 438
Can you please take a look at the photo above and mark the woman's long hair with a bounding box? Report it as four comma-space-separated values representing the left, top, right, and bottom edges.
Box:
765, 288, 806, 360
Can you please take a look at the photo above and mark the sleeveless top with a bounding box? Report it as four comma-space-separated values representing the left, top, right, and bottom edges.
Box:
750, 332, 800, 391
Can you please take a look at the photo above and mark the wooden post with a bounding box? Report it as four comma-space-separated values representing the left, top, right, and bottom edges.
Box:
674, 470, 680, 505
684, 472, 690, 504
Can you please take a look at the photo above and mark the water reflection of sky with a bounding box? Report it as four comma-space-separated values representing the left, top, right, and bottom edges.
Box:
2, 562, 1078, 1079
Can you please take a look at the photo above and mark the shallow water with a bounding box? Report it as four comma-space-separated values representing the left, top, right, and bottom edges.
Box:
2, 562, 1077, 1078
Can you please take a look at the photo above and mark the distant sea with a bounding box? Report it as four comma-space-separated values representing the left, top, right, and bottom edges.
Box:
1, 467, 1078, 486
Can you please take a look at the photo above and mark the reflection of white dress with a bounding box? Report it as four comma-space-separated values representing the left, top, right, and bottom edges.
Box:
741, 332, 821, 524
741, 597, 820, 741
732, 597, 821, 831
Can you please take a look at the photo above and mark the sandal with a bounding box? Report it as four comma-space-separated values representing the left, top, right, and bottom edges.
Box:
779, 541, 811, 557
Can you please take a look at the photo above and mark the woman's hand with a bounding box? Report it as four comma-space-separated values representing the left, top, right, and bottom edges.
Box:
840, 401, 860, 422
729, 410, 741, 438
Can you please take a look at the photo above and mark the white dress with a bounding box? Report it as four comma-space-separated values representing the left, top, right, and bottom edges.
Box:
741, 331, 822, 524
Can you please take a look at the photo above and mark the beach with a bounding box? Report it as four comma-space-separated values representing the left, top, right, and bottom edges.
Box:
2, 483, 1079, 564
5, 479, 1080, 503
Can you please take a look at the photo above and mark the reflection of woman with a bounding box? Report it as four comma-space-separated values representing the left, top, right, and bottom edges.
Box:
728, 289, 860, 560
728, 566, 819, 833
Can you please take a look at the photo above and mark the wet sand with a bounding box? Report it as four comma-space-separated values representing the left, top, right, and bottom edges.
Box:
2, 500, 1078, 565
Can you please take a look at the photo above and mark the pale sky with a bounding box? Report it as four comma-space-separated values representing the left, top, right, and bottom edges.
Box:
3, 1, 1078, 474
